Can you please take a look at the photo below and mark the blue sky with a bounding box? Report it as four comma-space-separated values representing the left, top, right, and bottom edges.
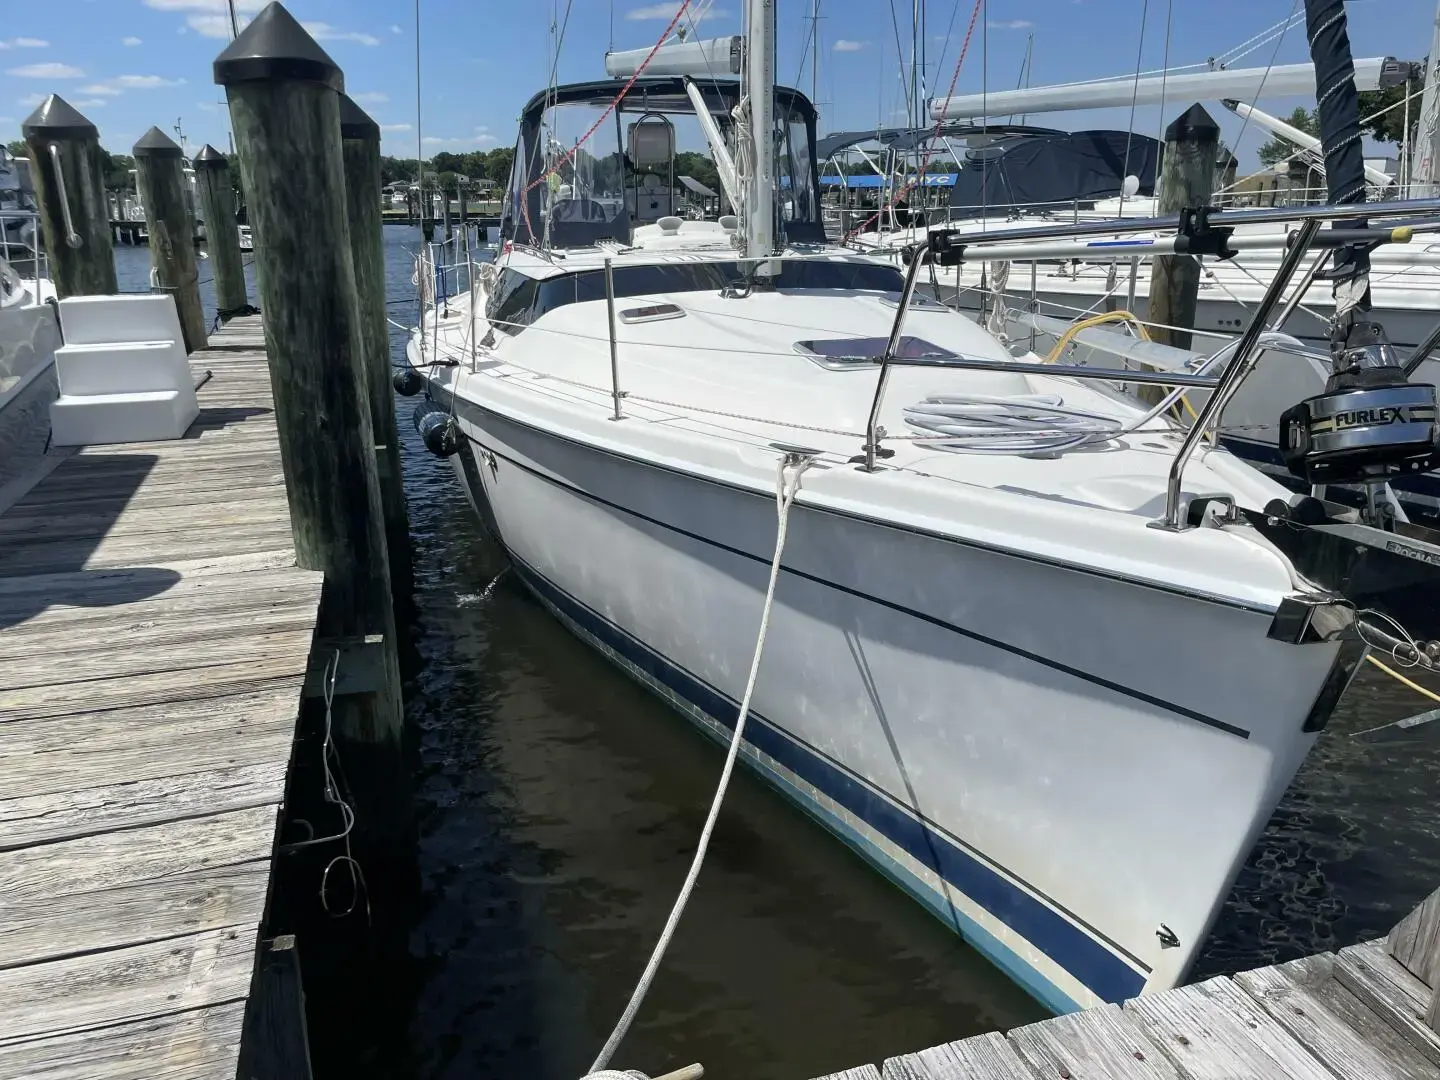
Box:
1, 0, 1436, 169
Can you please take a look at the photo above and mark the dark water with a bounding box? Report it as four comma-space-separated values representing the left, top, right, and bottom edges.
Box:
114, 235, 1440, 1079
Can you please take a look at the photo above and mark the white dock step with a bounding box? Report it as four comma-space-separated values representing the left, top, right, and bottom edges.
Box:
49, 389, 199, 447
57, 294, 188, 350
54, 340, 193, 397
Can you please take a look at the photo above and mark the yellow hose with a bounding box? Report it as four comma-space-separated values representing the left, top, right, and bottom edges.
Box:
1367, 655, 1440, 705
1045, 310, 1151, 363
1044, 310, 1204, 422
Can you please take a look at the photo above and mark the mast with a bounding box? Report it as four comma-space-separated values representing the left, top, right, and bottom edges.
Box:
1413, 0, 1440, 195
811, 0, 820, 104
744, 0, 776, 274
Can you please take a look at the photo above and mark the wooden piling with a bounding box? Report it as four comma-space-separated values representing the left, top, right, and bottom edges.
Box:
134, 126, 209, 352
420, 179, 435, 243
441, 183, 452, 241
1149, 103, 1220, 351
20, 95, 116, 298
340, 92, 413, 605
193, 143, 253, 320
215, 2, 409, 871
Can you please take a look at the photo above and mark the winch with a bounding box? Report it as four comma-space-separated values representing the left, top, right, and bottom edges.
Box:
1279, 320, 1440, 485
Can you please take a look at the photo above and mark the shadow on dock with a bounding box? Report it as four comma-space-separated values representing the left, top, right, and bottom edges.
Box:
0, 452, 181, 631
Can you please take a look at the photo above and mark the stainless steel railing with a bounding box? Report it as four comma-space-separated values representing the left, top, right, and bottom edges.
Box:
865, 199, 1440, 529
0, 209, 49, 292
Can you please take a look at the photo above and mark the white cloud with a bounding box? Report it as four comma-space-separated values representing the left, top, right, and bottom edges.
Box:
303, 23, 380, 46
351, 91, 388, 105
11, 38, 50, 48
79, 84, 123, 96
71, 99, 107, 108
122, 36, 143, 46
475, 133, 497, 146
626, 2, 695, 18
18, 93, 45, 107
144, 0, 263, 10
380, 123, 412, 132
832, 39, 868, 52
187, 14, 242, 37
986, 19, 1033, 29
390, 24, 404, 34
6, 62, 84, 78
113, 74, 187, 88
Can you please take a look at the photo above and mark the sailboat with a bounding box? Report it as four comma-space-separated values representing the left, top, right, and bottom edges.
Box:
403, 0, 1440, 1014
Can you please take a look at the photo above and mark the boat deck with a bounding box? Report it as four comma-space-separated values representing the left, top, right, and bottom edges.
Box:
0, 316, 323, 1079
815, 888, 1440, 1080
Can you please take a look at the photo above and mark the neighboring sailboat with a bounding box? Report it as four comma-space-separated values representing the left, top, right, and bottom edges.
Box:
843, 26, 1440, 522
403, 0, 1440, 1016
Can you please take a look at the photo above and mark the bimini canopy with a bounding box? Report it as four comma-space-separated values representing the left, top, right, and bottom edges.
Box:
816, 122, 1062, 163
504, 77, 823, 247
947, 130, 1160, 218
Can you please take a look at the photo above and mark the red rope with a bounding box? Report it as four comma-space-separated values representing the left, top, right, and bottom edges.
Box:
843, 0, 984, 243
520, 0, 692, 240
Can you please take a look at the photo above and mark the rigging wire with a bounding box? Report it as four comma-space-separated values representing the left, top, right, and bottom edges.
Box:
1229, 0, 1302, 163
1118, 0, 1151, 196
1154, 0, 1174, 158
845, 0, 984, 240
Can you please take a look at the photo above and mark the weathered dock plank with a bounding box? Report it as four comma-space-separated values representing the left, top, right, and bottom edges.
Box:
1123, 976, 1333, 1079
0, 1001, 246, 1080
883, 1031, 1036, 1079
0, 315, 324, 1079
0, 926, 256, 1047
1007, 1005, 1179, 1079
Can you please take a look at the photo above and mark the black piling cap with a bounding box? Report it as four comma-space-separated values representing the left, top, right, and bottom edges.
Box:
338, 93, 379, 140
133, 126, 185, 159
21, 94, 98, 140
1165, 103, 1220, 145
214, 1, 344, 92
193, 143, 229, 170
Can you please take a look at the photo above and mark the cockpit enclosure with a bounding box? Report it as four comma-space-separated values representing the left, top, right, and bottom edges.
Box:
501, 77, 824, 250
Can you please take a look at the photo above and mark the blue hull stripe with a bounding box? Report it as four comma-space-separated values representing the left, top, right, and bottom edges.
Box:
505, 552, 1151, 1006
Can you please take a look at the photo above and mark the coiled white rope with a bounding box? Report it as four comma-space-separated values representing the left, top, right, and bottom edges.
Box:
902, 393, 1129, 455
584, 454, 811, 1078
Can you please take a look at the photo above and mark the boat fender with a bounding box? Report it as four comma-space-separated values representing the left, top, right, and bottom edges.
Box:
393, 367, 425, 396
412, 403, 459, 457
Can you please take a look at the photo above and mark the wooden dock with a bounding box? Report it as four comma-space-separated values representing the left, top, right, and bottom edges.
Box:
816, 890, 1440, 1080
0, 315, 324, 1078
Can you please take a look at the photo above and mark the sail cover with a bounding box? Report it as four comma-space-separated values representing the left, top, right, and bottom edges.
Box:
1305, 0, 1371, 330
945, 131, 1160, 218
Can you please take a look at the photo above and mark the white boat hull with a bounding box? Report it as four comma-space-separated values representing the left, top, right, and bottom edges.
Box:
443, 395, 1351, 1014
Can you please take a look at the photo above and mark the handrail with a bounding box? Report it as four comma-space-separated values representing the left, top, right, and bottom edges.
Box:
604, 256, 624, 420
864, 215, 1328, 529
47, 145, 82, 249
1152, 217, 1322, 531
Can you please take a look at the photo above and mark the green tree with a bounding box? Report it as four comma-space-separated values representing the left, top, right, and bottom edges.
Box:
6, 139, 27, 159
485, 146, 514, 184
96, 149, 135, 191
1358, 78, 1423, 146
673, 150, 720, 193
1257, 106, 1318, 166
